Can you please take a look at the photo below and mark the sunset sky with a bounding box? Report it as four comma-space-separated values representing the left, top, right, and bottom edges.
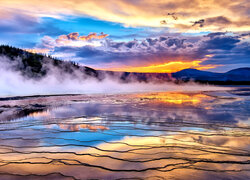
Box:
0, 0, 249, 72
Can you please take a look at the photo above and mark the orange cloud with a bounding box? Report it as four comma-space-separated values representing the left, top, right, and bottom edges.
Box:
25, 48, 51, 54
0, 0, 249, 32
99, 60, 218, 73
79, 32, 109, 41
55, 32, 108, 46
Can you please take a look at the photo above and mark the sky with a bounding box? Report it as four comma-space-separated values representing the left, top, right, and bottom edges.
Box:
0, 0, 249, 73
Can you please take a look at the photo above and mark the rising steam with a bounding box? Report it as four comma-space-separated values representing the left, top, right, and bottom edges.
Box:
0, 56, 230, 96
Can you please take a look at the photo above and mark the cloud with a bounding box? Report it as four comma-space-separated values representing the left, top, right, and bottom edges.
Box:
201, 36, 240, 50
206, 16, 231, 25
201, 41, 250, 66
32, 32, 108, 53
191, 17, 232, 29
79, 32, 109, 41
66, 32, 79, 40
0, 8, 66, 36
48, 32, 250, 72
0, 0, 249, 32
200, 34, 250, 66
55, 32, 108, 46
25, 48, 51, 54
0, 9, 39, 33
41, 36, 56, 49
192, 19, 205, 28
51, 34, 202, 68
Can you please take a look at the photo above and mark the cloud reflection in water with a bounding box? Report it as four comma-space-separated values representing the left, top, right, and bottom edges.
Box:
0, 91, 249, 179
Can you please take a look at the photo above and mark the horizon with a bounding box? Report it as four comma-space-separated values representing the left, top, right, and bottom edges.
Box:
1, 44, 249, 74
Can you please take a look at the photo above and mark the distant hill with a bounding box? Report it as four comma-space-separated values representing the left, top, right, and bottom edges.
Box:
0, 45, 249, 85
172, 68, 250, 84
226, 68, 250, 81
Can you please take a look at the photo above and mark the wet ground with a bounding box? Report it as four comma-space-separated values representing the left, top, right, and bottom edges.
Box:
0, 88, 249, 179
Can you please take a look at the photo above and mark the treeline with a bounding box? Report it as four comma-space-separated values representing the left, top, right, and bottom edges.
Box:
0, 45, 92, 79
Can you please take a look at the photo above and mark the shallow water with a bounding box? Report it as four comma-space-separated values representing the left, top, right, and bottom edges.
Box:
0, 89, 249, 179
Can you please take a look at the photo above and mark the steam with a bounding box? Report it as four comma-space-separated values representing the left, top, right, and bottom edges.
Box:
0, 56, 230, 97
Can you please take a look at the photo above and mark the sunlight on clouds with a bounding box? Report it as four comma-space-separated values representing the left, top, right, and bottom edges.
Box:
0, 0, 249, 32
27, 32, 108, 53
56, 39, 102, 47
25, 48, 51, 54
55, 32, 108, 47
99, 60, 218, 73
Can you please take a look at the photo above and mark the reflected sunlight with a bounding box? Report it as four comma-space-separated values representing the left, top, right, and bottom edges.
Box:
136, 92, 210, 105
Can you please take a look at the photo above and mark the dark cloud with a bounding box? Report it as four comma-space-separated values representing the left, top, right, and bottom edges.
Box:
159, 37, 167, 41
205, 32, 226, 38
167, 13, 178, 20
67, 32, 79, 40
201, 34, 250, 65
206, 16, 232, 25
239, 32, 250, 38
164, 38, 186, 48
160, 13, 178, 26
192, 19, 205, 27
191, 16, 232, 28
202, 36, 240, 50
160, 20, 167, 25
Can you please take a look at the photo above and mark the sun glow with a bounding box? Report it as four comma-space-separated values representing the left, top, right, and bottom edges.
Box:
25, 48, 51, 54
99, 60, 217, 73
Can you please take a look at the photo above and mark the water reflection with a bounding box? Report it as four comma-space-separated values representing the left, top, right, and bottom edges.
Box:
53, 123, 109, 132
136, 92, 210, 105
0, 90, 249, 179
